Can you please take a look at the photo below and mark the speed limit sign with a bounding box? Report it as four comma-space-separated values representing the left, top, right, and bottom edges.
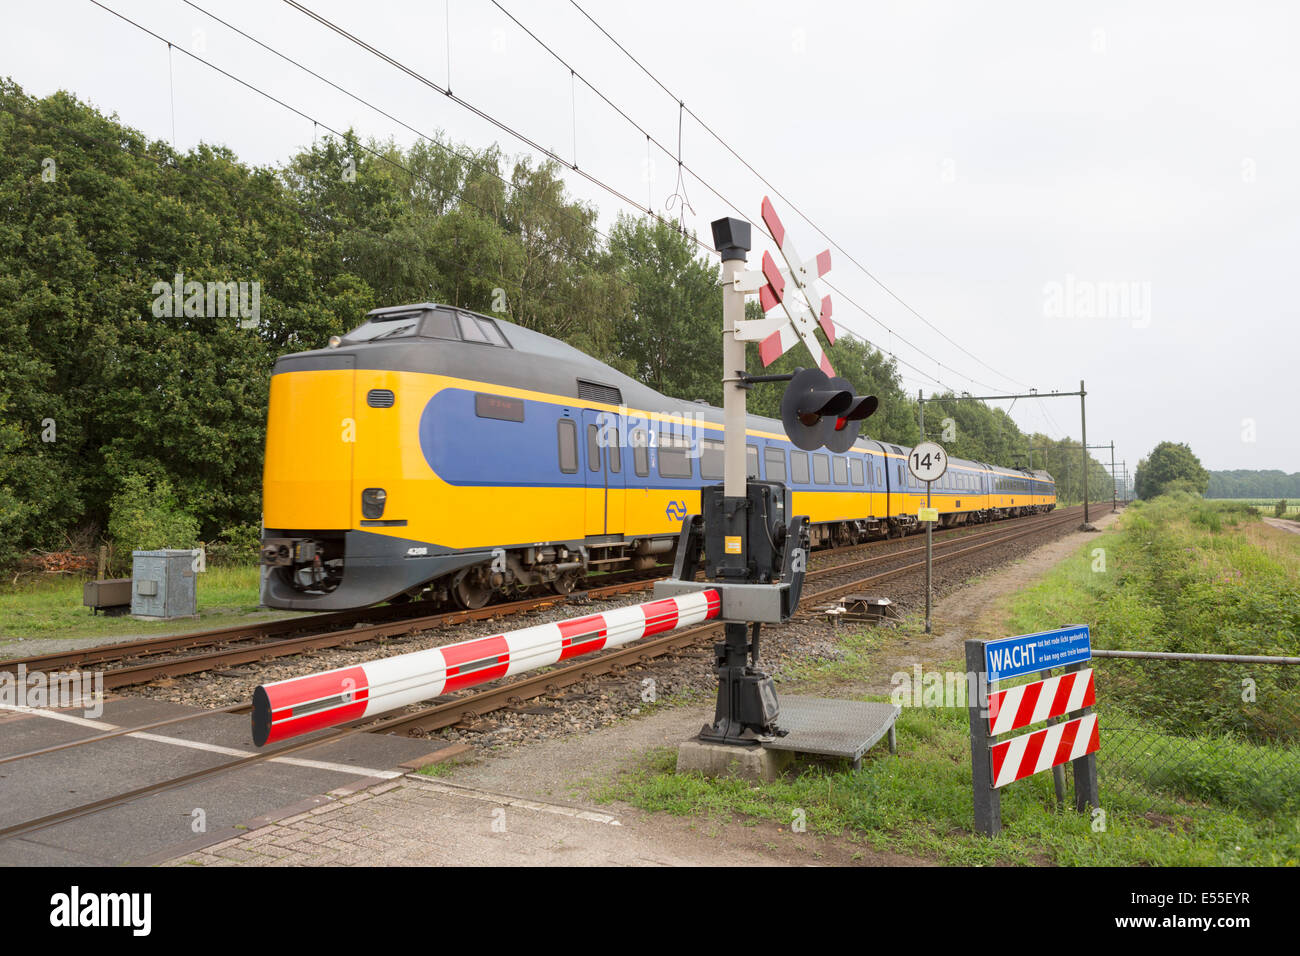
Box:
908, 441, 948, 482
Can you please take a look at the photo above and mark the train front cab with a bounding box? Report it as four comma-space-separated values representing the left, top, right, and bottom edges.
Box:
259, 347, 475, 610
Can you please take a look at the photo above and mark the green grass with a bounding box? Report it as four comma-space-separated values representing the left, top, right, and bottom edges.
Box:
1004, 494, 1299, 739
416, 760, 465, 777
1210, 497, 1300, 518
593, 700, 1299, 865
591, 494, 1300, 865
0, 565, 305, 646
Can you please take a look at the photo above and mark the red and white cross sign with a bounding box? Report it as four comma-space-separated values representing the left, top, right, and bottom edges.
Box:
731, 196, 837, 376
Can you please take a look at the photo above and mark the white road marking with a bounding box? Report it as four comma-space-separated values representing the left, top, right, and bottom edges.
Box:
0, 703, 401, 779
407, 774, 622, 826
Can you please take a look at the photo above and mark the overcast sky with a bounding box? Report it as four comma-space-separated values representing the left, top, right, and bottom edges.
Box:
5, 0, 1297, 473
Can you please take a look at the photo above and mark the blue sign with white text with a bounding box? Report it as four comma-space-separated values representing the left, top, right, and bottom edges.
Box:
983, 625, 1091, 683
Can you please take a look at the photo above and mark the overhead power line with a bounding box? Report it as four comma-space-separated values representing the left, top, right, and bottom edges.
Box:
277, 0, 715, 258
566, 0, 1033, 393
280, 0, 1019, 397
97, 0, 1031, 402
80, 2, 654, 326
89, 0, 657, 307
485, 0, 1022, 395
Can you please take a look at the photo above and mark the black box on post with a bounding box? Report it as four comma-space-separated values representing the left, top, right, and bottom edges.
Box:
700, 481, 791, 584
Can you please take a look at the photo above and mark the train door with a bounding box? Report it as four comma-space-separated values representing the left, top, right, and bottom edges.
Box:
581, 409, 624, 536
604, 411, 626, 536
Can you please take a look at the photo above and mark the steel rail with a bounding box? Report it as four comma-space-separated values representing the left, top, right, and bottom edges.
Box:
0, 503, 1105, 835
5, 508, 1086, 687
369, 508, 1094, 736
0, 724, 363, 843
0, 508, 1099, 766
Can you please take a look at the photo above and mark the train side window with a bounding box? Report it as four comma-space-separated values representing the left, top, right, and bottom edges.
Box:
632, 429, 649, 477
700, 439, 724, 480
765, 447, 788, 482
833, 456, 849, 485
558, 420, 578, 474
658, 433, 694, 479
587, 424, 601, 472
747, 444, 760, 479
850, 458, 865, 486
608, 433, 621, 474
897, 464, 904, 485
791, 451, 810, 484
813, 453, 830, 485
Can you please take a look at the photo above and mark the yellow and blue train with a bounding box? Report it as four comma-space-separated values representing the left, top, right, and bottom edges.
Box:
260, 303, 1055, 610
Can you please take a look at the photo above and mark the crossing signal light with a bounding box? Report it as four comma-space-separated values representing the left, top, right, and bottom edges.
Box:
826, 376, 878, 453
780, 368, 877, 451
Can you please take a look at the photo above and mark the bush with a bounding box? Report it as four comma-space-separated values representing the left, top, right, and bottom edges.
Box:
1276, 499, 1289, 518
106, 473, 199, 569
205, 523, 262, 567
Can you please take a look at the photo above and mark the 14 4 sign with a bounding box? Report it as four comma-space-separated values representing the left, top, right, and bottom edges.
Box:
908, 441, 948, 482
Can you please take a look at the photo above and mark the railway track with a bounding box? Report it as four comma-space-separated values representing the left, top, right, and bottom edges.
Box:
0, 501, 1111, 843
0, 506, 1092, 688
366, 503, 1101, 737
0, 567, 668, 677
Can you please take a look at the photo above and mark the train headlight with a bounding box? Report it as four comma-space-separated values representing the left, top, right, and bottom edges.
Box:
361, 488, 387, 519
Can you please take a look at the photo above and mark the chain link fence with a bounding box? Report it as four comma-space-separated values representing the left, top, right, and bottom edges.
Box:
1086, 652, 1299, 818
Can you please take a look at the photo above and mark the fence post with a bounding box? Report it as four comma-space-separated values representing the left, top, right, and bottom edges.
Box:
965, 639, 1000, 836
1068, 660, 1100, 812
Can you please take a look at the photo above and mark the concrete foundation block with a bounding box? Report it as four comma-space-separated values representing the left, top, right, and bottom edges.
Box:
676, 739, 794, 783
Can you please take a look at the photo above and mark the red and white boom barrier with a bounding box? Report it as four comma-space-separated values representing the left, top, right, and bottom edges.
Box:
251, 589, 721, 746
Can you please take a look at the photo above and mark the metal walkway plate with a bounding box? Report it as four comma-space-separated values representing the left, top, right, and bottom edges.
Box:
762, 696, 900, 770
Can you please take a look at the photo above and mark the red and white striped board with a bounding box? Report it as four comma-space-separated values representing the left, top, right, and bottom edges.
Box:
252, 589, 721, 746
987, 668, 1095, 736
990, 713, 1099, 788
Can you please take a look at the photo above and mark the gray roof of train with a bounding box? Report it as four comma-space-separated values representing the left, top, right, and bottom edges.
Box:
277, 304, 1053, 476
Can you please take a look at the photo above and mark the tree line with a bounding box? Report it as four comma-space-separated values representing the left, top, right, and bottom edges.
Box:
1206, 470, 1300, 499
0, 79, 1112, 567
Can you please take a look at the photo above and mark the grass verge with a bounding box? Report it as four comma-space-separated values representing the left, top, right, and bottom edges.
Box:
593, 495, 1300, 865
0, 565, 302, 646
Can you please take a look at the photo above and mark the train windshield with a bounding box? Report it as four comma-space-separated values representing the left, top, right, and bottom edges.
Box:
344, 312, 423, 342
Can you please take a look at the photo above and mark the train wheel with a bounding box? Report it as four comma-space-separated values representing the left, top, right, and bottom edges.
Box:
451, 570, 493, 610
549, 572, 579, 596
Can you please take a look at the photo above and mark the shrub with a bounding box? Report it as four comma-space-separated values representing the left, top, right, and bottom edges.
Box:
1276, 499, 1289, 518
206, 523, 262, 567
107, 473, 199, 569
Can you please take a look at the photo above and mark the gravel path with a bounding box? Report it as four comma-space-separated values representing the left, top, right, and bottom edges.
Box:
1263, 517, 1300, 536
